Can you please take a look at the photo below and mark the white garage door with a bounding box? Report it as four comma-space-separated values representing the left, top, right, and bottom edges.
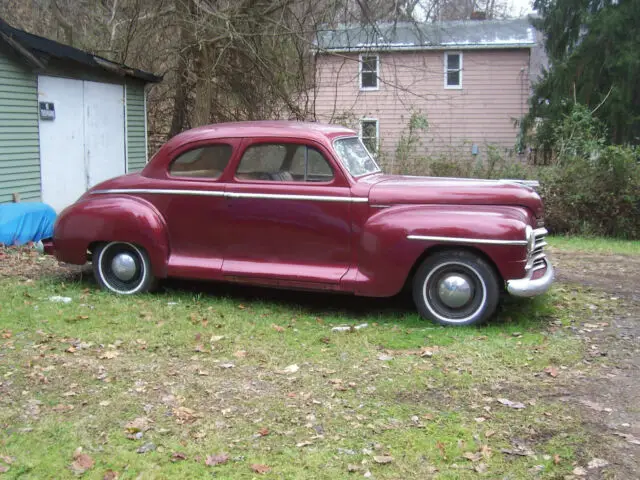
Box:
38, 76, 126, 212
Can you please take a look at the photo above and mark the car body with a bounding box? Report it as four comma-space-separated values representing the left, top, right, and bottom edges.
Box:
47, 121, 554, 325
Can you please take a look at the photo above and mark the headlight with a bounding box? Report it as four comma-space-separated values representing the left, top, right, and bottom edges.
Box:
525, 225, 535, 256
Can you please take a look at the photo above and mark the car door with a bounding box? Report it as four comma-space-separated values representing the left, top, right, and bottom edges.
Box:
150, 139, 237, 280
223, 138, 353, 287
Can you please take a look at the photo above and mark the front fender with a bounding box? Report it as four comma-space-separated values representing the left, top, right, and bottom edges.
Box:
53, 195, 170, 278
353, 204, 532, 297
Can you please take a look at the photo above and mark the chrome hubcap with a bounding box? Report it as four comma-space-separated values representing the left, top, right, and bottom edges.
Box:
437, 274, 473, 308
111, 253, 137, 281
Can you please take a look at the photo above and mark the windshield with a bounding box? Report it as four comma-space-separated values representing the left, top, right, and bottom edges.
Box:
333, 137, 381, 177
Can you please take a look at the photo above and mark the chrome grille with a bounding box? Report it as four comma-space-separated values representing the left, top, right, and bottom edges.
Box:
530, 228, 548, 272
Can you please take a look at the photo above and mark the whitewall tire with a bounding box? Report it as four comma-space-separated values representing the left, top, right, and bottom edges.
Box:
93, 242, 156, 294
412, 250, 500, 326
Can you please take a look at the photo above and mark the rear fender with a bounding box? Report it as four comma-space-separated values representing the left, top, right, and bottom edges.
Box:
53, 196, 170, 277
354, 204, 531, 297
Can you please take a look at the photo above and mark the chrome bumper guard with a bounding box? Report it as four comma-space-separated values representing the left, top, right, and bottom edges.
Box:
506, 258, 554, 298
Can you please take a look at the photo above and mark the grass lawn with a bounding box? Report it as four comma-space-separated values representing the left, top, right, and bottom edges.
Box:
548, 235, 640, 255
0, 249, 610, 478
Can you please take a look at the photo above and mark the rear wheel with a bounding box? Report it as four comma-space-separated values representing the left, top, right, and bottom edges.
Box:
93, 242, 156, 294
412, 250, 500, 326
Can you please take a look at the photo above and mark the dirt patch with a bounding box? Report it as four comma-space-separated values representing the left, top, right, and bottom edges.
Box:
549, 246, 640, 301
0, 246, 86, 281
548, 247, 640, 479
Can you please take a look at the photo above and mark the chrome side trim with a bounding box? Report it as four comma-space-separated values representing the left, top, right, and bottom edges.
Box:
92, 188, 369, 203
407, 234, 528, 246
225, 192, 369, 203
533, 227, 548, 237
92, 188, 225, 197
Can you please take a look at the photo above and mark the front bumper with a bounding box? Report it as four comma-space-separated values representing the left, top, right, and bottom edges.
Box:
506, 258, 554, 297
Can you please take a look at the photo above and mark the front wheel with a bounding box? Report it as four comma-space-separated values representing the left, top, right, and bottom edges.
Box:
93, 242, 156, 294
412, 250, 500, 326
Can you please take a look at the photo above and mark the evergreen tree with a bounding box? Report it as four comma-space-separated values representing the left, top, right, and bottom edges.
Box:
523, 0, 640, 154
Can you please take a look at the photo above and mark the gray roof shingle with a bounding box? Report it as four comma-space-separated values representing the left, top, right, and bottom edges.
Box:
315, 18, 535, 52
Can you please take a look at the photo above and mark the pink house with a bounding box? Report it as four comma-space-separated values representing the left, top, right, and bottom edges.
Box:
312, 18, 538, 163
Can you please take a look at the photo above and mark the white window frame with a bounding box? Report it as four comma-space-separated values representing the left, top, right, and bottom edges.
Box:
444, 51, 463, 90
359, 118, 379, 155
359, 54, 380, 91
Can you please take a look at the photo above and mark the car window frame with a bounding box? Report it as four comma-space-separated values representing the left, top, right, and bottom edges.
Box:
232, 139, 339, 186
164, 140, 236, 182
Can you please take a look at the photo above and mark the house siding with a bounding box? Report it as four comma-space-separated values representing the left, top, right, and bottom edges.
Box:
125, 82, 147, 172
313, 49, 531, 162
0, 48, 40, 202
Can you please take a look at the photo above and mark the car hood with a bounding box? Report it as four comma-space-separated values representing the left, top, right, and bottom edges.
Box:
366, 175, 544, 217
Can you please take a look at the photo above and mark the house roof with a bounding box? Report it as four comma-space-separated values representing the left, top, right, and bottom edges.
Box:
314, 17, 536, 53
0, 17, 161, 83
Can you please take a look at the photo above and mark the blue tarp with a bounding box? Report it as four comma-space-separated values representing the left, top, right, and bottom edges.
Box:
0, 203, 56, 246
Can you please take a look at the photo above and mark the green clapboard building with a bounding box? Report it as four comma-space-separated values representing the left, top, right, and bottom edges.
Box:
0, 17, 161, 212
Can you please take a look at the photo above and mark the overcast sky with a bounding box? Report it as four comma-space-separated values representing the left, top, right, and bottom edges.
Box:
508, 0, 535, 15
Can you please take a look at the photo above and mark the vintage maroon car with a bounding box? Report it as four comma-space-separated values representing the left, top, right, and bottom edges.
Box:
48, 121, 553, 326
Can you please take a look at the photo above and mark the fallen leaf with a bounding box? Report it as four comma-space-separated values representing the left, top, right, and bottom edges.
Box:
554, 454, 561, 464
250, 463, 271, 474
70, 448, 94, 475
52, 404, 74, 412
237, 304, 246, 310
173, 407, 200, 424
194, 344, 206, 353
377, 354, 394, 361
544, 366, 559, 378
257, 427, 269, 437
271, 324, 285, 332
497, 398, 526, 409
347, 463, 360, 472
485, 430, 496, 438
373, 455, 394, 464
99, 350, 119, 360
480, 445, 492, 459
474, 463, 488, 473
205, 453, 229, 466
0, 465, 8, 474
0, 457, 14, 465
474, 416, 486, 423
124, 417, 150, 434
219, 362, 234, 369
296, 440, 313, 447
277, 364, 299, 374
170, 452, 187, 462
463, 452, 482, 462
588, 458, 609, 469
209, 335, 224, 343
233, 350, 247, 358
103, 470, 119, 480
436, 441, 447, 459
99, 401, 110, 407
573, 466, 587, 476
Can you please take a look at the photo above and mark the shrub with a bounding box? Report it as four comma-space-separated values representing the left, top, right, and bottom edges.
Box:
538, 146, 640, 239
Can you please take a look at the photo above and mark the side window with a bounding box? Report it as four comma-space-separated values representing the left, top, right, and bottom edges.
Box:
290, 146, 334, 182
169, 144, 232, 178
236, 143, 334, 182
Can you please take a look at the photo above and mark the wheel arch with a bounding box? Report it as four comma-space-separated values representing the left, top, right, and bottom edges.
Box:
404, 244, 504, 292
53, 195, 170, 278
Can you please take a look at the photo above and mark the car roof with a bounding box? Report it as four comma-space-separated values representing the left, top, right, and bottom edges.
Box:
163, 121, 357, 150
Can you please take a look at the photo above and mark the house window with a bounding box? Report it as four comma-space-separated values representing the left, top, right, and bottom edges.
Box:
360, 119, 379, 154
360, 54, 379, 90
445, 52, 462, 89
